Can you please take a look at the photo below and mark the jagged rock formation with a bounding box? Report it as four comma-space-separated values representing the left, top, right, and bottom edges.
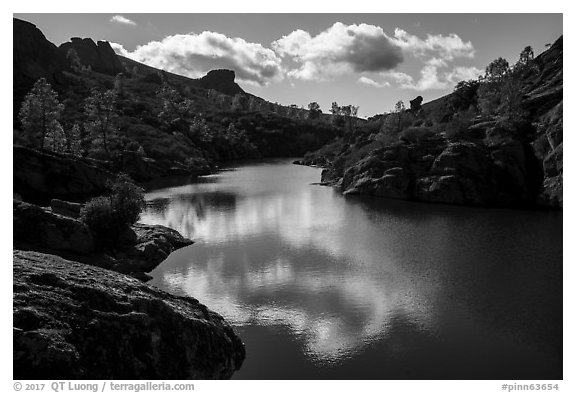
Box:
13, 250, 245, 379
13, 18, 68, 119
59, 38, 125, 75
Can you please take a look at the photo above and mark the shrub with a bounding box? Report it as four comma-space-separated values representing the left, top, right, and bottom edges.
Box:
80, 174, 145, 238
79, 196, 115, 234
399, 127, 434, 144
444, 118, 469, 141
444, 109, 476, 141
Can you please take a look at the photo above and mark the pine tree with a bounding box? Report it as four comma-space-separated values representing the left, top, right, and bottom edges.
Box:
66, 48, 83, 72
157, 83, 193, 120
307, 102, 322, 120
84, 89, 117, 154
44, 121, 67, 153
114, 73, 126, 98
18, 78, 65, 150
66, 123, 83, 156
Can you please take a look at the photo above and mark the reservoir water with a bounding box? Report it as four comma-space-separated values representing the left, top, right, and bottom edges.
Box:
140, 159, 562, 379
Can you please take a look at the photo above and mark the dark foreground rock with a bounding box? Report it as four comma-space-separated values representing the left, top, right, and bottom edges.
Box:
112, 224, 194, 276
14, 200, 193, 279
14, 200, 95, 255
13, 251, 245, 379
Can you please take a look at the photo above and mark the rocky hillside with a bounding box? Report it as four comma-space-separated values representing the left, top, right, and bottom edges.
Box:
14, 251, 245, 379
300, 36, 563, 209
119, 55, 246, 96
13, 18, 245, 109
13, 17, 339, 197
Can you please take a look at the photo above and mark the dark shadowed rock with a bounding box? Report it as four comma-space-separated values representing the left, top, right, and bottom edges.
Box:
410, 96, 423, 112
50, 199, 82, 218
113, 224, 194, 275
14, 200, 94, 255
13, 18, 68, 119
14, 145, 114, 203
13, 250, 245, 379
197, 69, 244, 96
14, 199, 193, 278
59, 38, 124, 75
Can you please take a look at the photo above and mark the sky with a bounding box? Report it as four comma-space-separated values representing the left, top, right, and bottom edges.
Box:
15, 13, 562, 117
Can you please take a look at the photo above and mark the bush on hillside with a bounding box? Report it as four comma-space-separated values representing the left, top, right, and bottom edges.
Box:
399, 127, 434, 144
80, 173, 145, 239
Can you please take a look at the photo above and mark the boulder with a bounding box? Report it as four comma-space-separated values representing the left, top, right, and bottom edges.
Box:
50, 199, 82, 218
410, 95, 423, 112
13, 250, 245, 379
113, 224, 194, 274
373, 170, 411, 199
416, 175, 466, 205
432, 141, 491, 177
14, 200, 94, 255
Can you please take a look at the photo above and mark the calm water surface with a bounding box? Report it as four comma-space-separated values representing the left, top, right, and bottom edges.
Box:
141, 159, 562, 379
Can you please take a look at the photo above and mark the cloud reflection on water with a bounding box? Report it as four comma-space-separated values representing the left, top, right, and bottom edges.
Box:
141, 163, 440, 362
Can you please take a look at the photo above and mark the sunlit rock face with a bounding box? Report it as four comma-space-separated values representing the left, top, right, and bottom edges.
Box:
13, 250, 245, 379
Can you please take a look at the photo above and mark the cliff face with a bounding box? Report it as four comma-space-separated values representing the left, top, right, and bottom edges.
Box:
13, 18, 68, 118
524, 37, 563, 207
13, 251, 245, 379
304, 36, 563, 209
59, 38, 125, 75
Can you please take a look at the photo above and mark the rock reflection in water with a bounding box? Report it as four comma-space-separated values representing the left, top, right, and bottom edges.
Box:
141, 159, 562, 379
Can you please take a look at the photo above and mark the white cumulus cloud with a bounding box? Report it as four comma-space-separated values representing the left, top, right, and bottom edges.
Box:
111, 32, 284, 86
445, 66, 484, 84
375, 65, 483, 91
358, 76, 391, 88
272, 22, 404, 81
110, 15, 137, 27
392, 28, 475, 61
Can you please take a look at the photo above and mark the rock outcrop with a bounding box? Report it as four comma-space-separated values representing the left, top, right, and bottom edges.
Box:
14, 200, 95, 255
324, 136, 539, 207
303, 36, 562, 209
59, 38, 125, 75
14, 145, 115, 203
112, 224, 194, 277
13, 250, 245, 379
197, 69, 244, 96
14, 200, 193, 279
118, 54, 246, 97
13, 18, 68, 120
